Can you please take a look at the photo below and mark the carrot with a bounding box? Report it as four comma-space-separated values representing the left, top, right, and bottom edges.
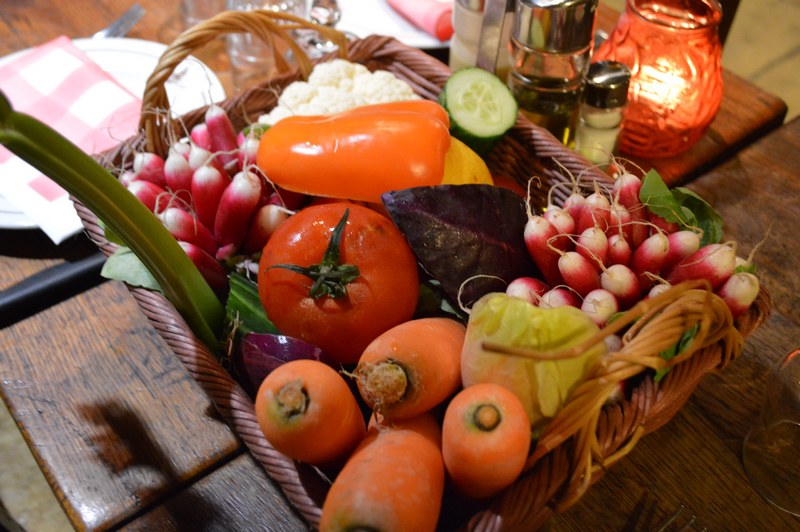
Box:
442, 383, 531, 499
355, 317, 465, 421
319, 413, 444, 532
254, 359, 366, 466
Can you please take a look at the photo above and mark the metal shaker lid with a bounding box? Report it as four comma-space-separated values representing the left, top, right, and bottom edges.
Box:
584, 61, 631, 108
456, 0, 487, 10
513, 0, 599, 53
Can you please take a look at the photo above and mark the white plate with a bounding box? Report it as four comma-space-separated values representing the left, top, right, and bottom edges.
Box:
0, 37, 226, 230
337, 0, 450, 50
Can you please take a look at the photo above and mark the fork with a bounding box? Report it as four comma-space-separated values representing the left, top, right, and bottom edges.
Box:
92, 3, 146, 39
656, 504, 708, 532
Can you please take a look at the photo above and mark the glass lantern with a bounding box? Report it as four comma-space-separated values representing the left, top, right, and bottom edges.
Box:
593, 0, 724, 158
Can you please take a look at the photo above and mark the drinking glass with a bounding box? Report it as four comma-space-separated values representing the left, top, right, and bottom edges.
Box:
741, 348, 800, 516
181, 0, 226, 29
225, 0, 307, 92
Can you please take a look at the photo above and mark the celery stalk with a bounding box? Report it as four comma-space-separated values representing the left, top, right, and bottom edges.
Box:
0, 91, 224, 352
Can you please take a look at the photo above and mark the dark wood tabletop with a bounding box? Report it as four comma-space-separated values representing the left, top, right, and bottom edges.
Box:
1, 1, 797, 531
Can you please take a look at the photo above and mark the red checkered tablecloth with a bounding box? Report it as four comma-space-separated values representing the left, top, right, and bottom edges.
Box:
0, 36, 141, 243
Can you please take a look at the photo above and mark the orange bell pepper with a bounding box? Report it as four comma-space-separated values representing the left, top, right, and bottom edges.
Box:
256, 100, 452, 203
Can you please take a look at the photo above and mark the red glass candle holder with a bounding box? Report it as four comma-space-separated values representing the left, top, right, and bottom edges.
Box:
593, 0, 723, 158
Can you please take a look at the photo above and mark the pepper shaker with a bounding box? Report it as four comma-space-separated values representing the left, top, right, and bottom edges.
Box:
507, 0, 599, 147
575, 61, 631, 165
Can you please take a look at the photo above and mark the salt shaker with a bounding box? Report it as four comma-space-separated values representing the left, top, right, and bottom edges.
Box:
575, 61, 631, 165
507, 0, 599, 147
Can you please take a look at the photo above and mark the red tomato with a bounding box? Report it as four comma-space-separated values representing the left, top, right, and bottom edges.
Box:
258, 203, 419, 364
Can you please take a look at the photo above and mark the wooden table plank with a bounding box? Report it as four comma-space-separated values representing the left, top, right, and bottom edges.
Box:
549, 118, 800, 530
0, 280, 242, 531
120, 453, 306, 531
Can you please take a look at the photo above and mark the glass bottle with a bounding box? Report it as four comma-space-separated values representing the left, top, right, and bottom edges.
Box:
575, 61, 631, 165
593, 0, 724, 158
507, 0, 599, 148
450, 0, 486, 71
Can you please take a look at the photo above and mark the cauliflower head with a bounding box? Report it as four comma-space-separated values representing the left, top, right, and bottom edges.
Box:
258, 59, 420, 125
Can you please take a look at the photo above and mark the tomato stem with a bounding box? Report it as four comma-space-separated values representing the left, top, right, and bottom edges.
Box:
270, 208, 360, 299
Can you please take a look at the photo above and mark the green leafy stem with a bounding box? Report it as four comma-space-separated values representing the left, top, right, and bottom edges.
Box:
0, 91, 224, 352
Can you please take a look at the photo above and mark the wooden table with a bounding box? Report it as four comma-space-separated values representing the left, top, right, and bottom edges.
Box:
1, 1, 797, 531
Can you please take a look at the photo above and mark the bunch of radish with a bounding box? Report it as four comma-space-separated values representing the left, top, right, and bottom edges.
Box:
511, 170, 761, 326
121, 105, 296, 292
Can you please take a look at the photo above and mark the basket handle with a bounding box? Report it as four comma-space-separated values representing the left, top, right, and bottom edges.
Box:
139, 9, 350, 153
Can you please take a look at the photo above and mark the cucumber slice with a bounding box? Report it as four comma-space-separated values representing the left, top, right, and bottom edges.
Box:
438, 68, 518, 156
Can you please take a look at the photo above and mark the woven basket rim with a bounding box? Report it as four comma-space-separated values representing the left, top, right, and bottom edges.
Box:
81, 12, 773, 531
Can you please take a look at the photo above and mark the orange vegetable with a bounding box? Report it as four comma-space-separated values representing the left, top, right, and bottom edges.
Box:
254, 359, 366, 465
256, 101, 451, 203
319, 413, 445, 532
355, 317, 466, 420
442, 383, 531, 499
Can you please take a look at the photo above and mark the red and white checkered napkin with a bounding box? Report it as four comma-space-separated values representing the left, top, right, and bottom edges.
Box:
0, 36, 142, 243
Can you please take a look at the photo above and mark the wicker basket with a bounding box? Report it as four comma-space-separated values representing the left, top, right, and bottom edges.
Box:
79, 10, 771, 531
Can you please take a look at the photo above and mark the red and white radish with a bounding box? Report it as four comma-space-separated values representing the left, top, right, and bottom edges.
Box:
523, 215, 564, 286
178, 241, 228, 293
631, 231, 670, 290
169, 140, 192, 159
205, 104, 240, 173
164, 152, 194, 203
539, 287, 580, 309
607, 233, 632, 266
576, 226, 608, 270
127, 180, 167, 214
665, 242, 736, 290
191, 165, 231, 230
563, 191, 587, 224
214, 169, 263, 257
558, 251, 601, 297
600, 263, 641, 309
716, 271, 760, 318
188, 144, 225, 175
238, 135, 261, 170
647, 283, 671, 299
581, 288, 619, 326
159, 207, 218, 256
242, 203, 290, 254
543, 206, 575, 238
190, 122, 212, 151
611, 171, 642, 211
662, 230, 702, 274
505, 277, 550, 305
577, 188, 611, 233
612, 172, 647, 247
133, 152, 166, 187
648, 211, 681, 235
608, 201, 633, 243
